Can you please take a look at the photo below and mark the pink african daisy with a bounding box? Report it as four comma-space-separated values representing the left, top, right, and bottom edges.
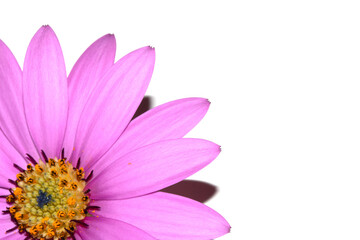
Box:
0, 25, 230, 240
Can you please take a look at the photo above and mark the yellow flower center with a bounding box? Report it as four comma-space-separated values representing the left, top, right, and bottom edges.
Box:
4, 152, 93, 239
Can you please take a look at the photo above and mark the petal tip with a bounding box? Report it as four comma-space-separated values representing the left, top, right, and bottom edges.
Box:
99, 33, 116, 49
217, 217, 231, 237
40, 25, 54, 32
191, 97, 211, 108
216, 145, 222, 155
144, 45, 156, 62
131, 46, 155, 60
202, 98, 211, 109
104, 33, 115, 39
33, 25, 57, 42
145, 46, 156, 57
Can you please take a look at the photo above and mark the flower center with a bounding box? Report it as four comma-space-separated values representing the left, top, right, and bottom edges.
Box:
3, 151, 93, 239
37, 190, 52, 208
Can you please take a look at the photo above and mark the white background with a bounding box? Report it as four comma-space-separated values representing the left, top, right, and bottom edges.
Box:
1, 1, 360, 239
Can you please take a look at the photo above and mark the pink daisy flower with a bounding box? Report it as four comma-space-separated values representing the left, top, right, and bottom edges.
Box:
0, 25, 230, 240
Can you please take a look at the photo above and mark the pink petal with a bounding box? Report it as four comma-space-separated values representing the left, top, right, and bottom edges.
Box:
89, 97, 210, 173
0, 132, 27, 188
87, 138, 220, 200
63, 34, 116, 158
1, 233, 23, 240
0, 187, 9, 196
71, 46, 155, 166
96, 192, 230, 240
23, 25, 68, 158
78, 216, 156, 240
74, 233, 83, 240
0, 217, 18, 238
0, 200, 9, 219
0, 40, 38, 159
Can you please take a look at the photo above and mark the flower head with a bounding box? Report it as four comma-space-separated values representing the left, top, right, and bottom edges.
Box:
0, 26, 230, 239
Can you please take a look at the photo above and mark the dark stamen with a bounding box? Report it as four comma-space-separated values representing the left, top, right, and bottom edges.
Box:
84, 170, 93, 182
25, 153, 37, 165
86, 205, 100, 210
0, 195, 8, 198
8, 179, 16, 186
84, 189, 91, 194
5, 225, 18, 233
2, 210, 10, 214
61, 148, 65, 160
41, 150, 48, 163
13, 164, 25, 172
76, 157, 81, 169
0, 186, 9, 190
71, 220, 89, 227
